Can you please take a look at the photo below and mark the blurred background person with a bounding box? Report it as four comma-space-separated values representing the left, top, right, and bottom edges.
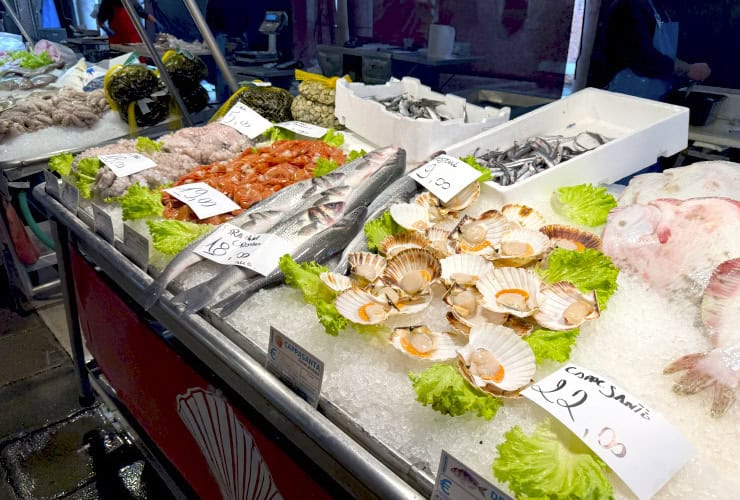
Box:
97, 0, 159, 44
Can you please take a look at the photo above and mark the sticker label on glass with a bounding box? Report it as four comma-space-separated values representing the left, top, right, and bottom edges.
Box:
99, 153, 157, 178
276, 120, 328, 138
522, 364, 694, 500
220, 102, 273, 138
266, 326, 324, 407
164, 182, 241, 220
409, 154, 481, 203
432, 450, 512, 500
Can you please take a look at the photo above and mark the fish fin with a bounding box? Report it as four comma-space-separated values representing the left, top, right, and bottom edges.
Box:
663, 352, 706, 374
214, 293, 245, 317
298, 222, 322, 236
711, 383, 736, 418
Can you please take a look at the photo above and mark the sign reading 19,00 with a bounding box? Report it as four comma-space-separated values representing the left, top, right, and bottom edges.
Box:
164, 182, 240, 220
409, 154, 482, 203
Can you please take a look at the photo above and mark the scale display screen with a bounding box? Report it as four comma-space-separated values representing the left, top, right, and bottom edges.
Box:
265, 13, 278, 21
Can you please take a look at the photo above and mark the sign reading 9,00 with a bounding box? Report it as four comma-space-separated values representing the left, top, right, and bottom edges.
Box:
164, 182, 240, 220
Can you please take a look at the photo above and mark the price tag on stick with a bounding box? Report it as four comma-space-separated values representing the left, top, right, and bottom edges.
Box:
522, 364, 694, 499
266, 326, 324, 408
220, 102, 273, 139
409, 154, 481, 203
43, 170, 61, 199
275, 120, 328, 138
123, 224, 149, 270
432, 450, 512, 500
164, 182, 241, 220
92, 203, 115, 243
60, 182, 79, 212
99, 153, 157, 177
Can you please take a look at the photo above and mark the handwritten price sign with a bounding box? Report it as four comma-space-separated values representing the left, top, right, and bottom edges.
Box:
432, 450, 512, 500
409, 154, 481, 203
220, 102, 272, 139
99, 153, 157, 177
522, 364, 694, 499
275, 120, 328, 138
164, 182, 241, 220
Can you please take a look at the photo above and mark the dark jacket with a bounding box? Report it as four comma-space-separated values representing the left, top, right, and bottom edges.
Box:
205, 0, 249, 37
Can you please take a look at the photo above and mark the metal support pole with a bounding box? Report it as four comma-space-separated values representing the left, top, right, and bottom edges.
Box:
0, 0, 34, 45
181, 0, 239, 94
119, 0, 194, 127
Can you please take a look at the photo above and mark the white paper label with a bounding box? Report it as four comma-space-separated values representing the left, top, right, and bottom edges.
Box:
220, 102, 273, 139
61, 182, 79, 212
522, 364, 694, 500
432, 451, 512, 500
276, 120, 328, 138
266, 326, 324, 408
164, 182, 241, 220
409, 154, 481, 203
193, 223, 294, 276
123, 224, 149, 269
43, 170, 61, 199
99, 153, 157, 178
92, 203, 115, 243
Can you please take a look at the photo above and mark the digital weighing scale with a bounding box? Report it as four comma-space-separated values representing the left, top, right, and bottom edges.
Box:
234, 11, 289, 64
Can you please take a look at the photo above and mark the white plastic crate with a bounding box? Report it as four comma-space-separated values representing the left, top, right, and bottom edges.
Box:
334, 77, 510, 163
444, 88, 690, 205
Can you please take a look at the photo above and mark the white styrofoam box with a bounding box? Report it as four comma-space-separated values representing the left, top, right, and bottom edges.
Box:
334, 77, 510, 163
444, 87, 689, 205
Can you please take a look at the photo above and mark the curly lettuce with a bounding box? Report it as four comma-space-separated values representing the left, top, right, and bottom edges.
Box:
146, 219, 213, 255
537, 248, 619, 310
74, 158, 103, 199
115, 183, 164, 220
524, 328, 580, 364
347, 149, 367, 162
321, 129, 344, 147
48, 153, 74, 176
493, 420, 613, 500
4, 50, 53, 69
409, 364, 503, 420
265, 126, 295, 142
136, 137, 163, 154
460, 155, 492, 182
312, 158, 340, 177
551, 184, 617, 227
364, 210, 404, 252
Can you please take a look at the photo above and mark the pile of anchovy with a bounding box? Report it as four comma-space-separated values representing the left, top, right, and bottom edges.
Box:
370, 93, 457, 121
471, 131, 610, 186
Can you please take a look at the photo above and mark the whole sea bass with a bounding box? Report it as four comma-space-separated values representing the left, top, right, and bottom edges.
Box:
141, 146, 404, 310
215, 206, 369, 317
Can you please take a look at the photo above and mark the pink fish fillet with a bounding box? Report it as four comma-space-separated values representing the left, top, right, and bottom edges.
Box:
601, 197, 740, 298
664, 258, 740, 417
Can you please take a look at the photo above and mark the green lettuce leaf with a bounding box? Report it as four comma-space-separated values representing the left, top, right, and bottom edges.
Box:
460, 155, 492, 182
409, 364, 503, 420
146, 220, 213, 255
347, 149, 367, 162
493, 420, 613, 500
525, 328, 580, 364
265, 126, 295, 142
551, 184, 617, 227
75, 158, 103, 199
364, 210, 403, 252
537, 248, 619, 310
136, 136, 163, 154
116, 183, 164, 220
48, 153, 74, 176
313, 158, 339, 177
6, 50, 53, 69
321, 129, 344, 147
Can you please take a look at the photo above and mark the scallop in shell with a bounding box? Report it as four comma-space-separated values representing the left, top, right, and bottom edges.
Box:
501, 204, 546, 230
335, 287, 391, 324
379, 285, 434, 315
348, 252, 387, 285
442, 181, 480, 212
426, 226, 455, 258
415, 192, 446, 221
320, 272, 353, 292
390, 325, 463, 361
476, 267, 544, 317
440, 254, 493, 287
495, 229, 551, 267
450, 211, 513, 259
390, 203, 431, 232
378, 232, 430, 257
534, 281, 600, 330
456, 323, 536, 396
540, 224, 602, 251
383, 248, 441, 295
444, 286, 508, 333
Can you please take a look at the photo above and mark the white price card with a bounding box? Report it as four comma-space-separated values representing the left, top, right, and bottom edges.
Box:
164, 182, 241, 221
99, 153, 157, 178
92, 203, 115, 243
266, 326, 324, 408
220, 102, 273, 139
432, 451, 512, 500
276, 120, 328, 138
123, 224, 149, 269
61, 182, 79, 212
409, 154, 481, 203
43, 170, 61, 199
522, 364, 694, 500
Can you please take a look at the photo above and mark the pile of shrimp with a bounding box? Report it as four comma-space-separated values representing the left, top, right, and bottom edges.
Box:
162, 139, 346, 224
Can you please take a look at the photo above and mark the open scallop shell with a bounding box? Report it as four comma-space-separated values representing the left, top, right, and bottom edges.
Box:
450, 211, 513, 259
501, 204, 546, 230
348, 252, 387, 285
505, 315, 537, 337
442, 181, 480, 212
426, 226, 455, 258
540, 224, 602, 251
440, 254, 493, 287
335, 287, 391, 324
320, 272, 353, 292
378, 232, 430, 257
456, 323, 536, 396
383, 248, 441, 295
414, 192, 447, 222
390, 203, 431, 232
534, 281, 600, 330
380, 286, 434, 315
476, 267, 544, 318
444, 286, 508, 332
390, 325, 463, 361
495, 229, 551, 267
